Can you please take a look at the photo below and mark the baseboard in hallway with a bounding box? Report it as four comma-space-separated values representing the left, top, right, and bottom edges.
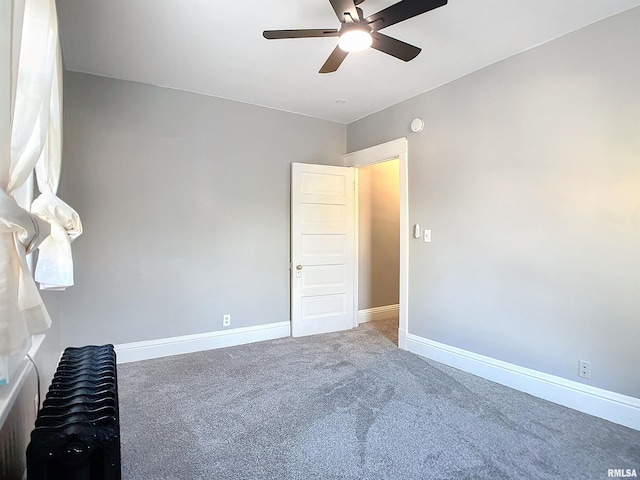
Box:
357, 304, 399, 324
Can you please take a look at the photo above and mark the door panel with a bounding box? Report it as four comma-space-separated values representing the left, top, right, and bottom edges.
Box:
301, 172, 347, 196
291, 163, 355, 337
301, 234, 346, 257
301, 203, 346, 226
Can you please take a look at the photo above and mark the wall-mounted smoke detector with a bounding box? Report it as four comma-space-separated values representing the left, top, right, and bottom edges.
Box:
410, 118, 424, 133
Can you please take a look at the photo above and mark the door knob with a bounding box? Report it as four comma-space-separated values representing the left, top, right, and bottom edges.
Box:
296, 265, 303, 270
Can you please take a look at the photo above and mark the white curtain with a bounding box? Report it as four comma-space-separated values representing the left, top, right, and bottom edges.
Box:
31, 41, 82, 291
0, 0, 74, 356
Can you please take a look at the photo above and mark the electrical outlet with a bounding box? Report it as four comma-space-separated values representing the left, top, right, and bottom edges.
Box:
579, 360, 591, 379
223, 314, 231, 327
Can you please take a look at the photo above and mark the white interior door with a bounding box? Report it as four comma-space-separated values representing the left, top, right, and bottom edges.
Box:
291, 163, 355, 337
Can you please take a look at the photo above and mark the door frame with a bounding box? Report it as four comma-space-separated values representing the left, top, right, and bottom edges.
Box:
343, 138, 409, 349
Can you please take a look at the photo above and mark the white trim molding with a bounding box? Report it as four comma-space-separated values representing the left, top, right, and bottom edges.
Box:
358, 304, 399, 324
406, 333, 640, 431
115, 322, 291, 364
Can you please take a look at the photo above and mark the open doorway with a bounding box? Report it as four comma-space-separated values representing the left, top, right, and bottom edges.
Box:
356, 160, 400, 344
344, 138, 409, 349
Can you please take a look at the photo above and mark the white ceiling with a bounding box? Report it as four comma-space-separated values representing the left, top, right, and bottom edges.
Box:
56, 0, 640, 124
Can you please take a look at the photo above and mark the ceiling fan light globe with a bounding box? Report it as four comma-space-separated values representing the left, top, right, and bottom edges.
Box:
338, 29, 372, 52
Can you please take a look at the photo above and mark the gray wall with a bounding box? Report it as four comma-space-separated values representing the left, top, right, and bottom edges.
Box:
358, 160, 400, 310
39, 292, 62, 389
58, 72, 345, 347
347, 8, 640, 398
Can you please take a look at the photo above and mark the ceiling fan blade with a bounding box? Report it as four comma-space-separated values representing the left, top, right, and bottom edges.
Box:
370, 32, 421, 62
319, 45, 349, 73
263, 29, 339, 40
366, 0, 447, 31
329, 0, 359, 22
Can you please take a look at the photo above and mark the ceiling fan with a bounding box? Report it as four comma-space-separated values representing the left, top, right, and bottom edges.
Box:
263, 0, 448, 73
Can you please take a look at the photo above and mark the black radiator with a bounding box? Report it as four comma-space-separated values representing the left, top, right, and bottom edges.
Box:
26, 345, 121, 480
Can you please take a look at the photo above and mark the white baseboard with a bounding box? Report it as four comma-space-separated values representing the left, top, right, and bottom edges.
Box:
358, 304, 399, 324
406, 333, 640, 431
115, 321, 291, 364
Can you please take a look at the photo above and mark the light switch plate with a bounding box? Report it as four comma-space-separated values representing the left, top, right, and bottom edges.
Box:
424, 229, 431, 242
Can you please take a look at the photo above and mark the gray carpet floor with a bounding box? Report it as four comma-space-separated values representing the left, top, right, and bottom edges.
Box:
118, 319, 640, 479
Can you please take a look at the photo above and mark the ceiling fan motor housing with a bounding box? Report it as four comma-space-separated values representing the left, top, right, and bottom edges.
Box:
338, 24, 373, 52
